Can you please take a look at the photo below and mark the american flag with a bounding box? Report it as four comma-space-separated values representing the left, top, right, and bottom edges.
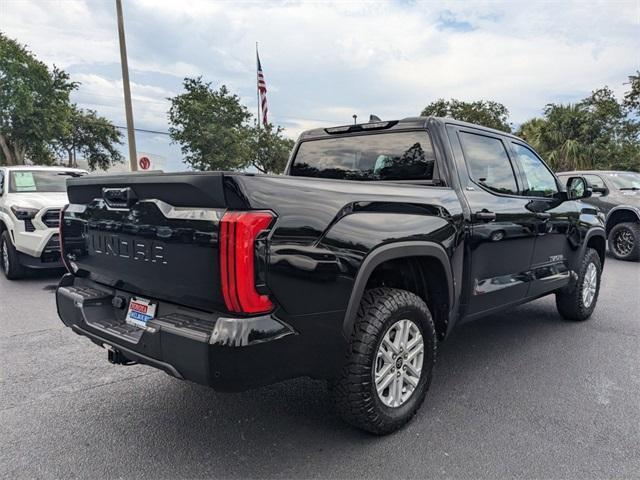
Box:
256, 50, 268, 127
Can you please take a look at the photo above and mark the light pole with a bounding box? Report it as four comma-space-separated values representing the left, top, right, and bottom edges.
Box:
352, 114, 357, 125
116, 0, 138, 171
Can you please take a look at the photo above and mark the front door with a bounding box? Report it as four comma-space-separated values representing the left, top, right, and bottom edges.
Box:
508, 141, 572, 297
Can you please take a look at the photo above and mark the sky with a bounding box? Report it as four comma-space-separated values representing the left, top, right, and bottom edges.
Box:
1, 0, 639, 171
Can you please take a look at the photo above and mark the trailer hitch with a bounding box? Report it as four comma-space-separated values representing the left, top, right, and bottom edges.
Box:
106, 345, 137, 366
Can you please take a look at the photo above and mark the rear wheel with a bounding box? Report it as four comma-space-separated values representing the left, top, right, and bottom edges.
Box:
330, 287, 436, 435
608, 222, 640, 261
555, 248, 601, 321
1, 230, 26, 280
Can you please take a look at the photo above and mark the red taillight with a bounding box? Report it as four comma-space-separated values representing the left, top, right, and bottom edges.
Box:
220, 211, 274, 314
59, 204, 71, 273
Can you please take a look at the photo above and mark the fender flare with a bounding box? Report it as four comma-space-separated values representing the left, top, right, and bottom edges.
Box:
605, 206, 640, 234
342, 241, 454, 338
0, 210, 13, 236
580, 226, 606, 267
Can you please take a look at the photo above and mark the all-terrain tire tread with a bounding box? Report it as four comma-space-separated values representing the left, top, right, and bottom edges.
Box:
330, 287, 436, 435
555, 248, 601, 321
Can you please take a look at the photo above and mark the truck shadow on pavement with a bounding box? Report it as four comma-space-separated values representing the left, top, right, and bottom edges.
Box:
76, 298, 578, 478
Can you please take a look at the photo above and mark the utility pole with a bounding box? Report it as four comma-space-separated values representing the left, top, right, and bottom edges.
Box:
116, 0, 138, 171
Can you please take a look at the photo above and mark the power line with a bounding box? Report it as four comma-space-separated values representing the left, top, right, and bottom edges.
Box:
114, 125, 170, 136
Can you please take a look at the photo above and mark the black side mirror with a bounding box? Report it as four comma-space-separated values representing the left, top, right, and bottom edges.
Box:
566, 176, 592, 200
592, 186, 608, 195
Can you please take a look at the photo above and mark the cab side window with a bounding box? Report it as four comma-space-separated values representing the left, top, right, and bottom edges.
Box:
459, 132, 519, 195
511, 143, 558, 198
0, 170, 4, 195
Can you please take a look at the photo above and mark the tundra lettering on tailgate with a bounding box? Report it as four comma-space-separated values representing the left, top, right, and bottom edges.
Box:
89, 231, 168, 265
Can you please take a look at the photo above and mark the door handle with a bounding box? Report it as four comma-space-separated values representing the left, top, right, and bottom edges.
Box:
474, 210, 496, 221
534, 212, 551, 219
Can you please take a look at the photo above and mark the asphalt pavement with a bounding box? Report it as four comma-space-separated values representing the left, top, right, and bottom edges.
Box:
1, 257, 639, 479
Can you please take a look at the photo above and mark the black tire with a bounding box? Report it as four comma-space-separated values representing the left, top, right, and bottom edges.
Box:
555, 248, 602, 321
608, 222, 640, 261
329, 287, 436, 435
1, 230, 26, 280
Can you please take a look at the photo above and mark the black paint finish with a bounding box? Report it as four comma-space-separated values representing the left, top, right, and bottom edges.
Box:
57, 117, 605, 391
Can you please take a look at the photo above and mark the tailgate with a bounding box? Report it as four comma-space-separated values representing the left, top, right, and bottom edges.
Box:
61, 172, 229, 312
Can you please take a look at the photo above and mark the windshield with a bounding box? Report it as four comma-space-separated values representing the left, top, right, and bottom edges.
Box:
290, 131, 436, 181
605, 172, 640, 190
9, 170, 84, 193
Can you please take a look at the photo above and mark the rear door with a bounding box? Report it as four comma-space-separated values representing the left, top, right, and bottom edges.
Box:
448, 127, 538, 316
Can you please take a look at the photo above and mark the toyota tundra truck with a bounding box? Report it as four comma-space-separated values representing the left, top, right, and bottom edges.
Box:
0, 166, 86, 279
56, 117, 606, 434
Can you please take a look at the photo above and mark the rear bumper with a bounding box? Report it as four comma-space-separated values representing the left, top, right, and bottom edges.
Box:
55, 274, 313, 391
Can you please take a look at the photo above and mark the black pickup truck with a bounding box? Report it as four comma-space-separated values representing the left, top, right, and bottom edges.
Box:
56, 117, 606, 434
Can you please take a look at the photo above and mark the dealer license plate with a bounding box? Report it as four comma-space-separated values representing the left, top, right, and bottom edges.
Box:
126, 297, 157, 329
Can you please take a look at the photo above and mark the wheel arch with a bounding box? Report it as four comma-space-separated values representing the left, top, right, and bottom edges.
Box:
583, 227, 606, 268
605, 206, 640, 236
342, 241, 454, 341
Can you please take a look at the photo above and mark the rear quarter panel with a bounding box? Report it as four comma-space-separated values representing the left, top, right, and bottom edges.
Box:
229, 175, 465, 348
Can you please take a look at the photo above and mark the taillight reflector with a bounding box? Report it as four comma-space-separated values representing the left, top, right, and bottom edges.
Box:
220, 211, 274, 314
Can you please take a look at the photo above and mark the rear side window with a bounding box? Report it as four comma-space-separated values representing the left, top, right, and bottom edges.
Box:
511, 143, 558, 198
290, 131, 435, 181
584, 174, 605, 189
459, 132, 518, 195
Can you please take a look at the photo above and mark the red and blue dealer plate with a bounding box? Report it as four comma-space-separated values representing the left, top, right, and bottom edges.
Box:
126, 297, 157, 329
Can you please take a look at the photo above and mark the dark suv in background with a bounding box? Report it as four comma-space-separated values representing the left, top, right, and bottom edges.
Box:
557, 171, 640, 261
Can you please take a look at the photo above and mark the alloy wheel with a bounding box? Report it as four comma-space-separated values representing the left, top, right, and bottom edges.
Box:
582, 262, 598, 309
374, 318, 424, 408
614, 228, 634, 257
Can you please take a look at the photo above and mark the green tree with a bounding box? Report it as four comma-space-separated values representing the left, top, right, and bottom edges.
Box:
421, 98, 512, 132
518, 84, 640, 172
518, 104, 595, 171
56, 105, 123, 170
0, 32, 76, 165
623, 71, 640, 114
168, 77, 252, 171
248, 122, 295, 174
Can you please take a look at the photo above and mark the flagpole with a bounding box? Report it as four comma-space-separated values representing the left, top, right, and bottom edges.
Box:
256, 42, 261, 129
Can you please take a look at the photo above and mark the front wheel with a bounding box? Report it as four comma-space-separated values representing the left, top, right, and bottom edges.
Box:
1, 230, 26, 280
555, 248, 602, 321
608, 222, 640, 261
329, 288, 436, 435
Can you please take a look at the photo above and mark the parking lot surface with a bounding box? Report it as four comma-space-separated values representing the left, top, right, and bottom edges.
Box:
1, 258, 639, 479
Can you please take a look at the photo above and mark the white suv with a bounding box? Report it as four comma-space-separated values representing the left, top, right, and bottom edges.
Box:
0, 166, 87, 279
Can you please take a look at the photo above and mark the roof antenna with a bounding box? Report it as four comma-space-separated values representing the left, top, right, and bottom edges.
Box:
369, 114, 382, 122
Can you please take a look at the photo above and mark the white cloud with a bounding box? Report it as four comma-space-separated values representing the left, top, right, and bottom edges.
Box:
1, 0, 639, 161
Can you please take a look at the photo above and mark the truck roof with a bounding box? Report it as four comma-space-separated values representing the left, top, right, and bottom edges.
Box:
298, 116, 519, 141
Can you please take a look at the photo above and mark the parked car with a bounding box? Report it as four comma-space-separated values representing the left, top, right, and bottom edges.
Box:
556, 170, 640, 261
0, 166, 87, 279
56, 118, 605, 434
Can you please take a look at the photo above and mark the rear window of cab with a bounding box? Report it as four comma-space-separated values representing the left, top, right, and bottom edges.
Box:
290, 131, 436, 181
